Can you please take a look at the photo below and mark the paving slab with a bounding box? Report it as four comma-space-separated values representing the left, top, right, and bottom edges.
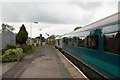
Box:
2, 46, 87, 79
2, 62, 17, 74
20, 47, 71, 78
55, 48, 87, 80
2, 48, 41, 78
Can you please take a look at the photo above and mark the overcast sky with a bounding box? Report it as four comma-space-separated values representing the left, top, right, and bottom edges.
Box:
0, 0, 119, 38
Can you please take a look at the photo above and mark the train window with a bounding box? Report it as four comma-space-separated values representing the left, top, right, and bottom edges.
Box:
78, 37, 85, 47
72, 37, 79, 46
87, 35, 99, 50
104, 32, 120, 54
63, 37, 68, 44
67, 37, 77, 46
58, 39, 60, 46
68, 38, 72, 46
115, 32, 120, 54
65, 37, 79, 46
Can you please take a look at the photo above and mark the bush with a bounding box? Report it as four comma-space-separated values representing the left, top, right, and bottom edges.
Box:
1, 44, 17, 55
6, 44, 17, 49
2, 49, 7, 55
2, 48, 24, 62
21, 44, 30, 53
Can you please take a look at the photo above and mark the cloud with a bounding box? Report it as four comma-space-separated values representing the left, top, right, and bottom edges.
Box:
1, 1, 119, 38
2, 2, 102, 24
91, 2, 118, 23
71, 2, 102, 10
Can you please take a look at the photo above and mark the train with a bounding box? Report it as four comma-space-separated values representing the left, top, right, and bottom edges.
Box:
55, 12, 120, 79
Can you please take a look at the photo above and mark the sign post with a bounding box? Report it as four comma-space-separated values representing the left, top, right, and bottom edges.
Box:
40, 34, 42, 46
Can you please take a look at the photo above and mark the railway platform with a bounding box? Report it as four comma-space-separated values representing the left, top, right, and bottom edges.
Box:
2, 46, 87, 80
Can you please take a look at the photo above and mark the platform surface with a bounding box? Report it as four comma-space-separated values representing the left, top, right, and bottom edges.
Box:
2, 46, 86, 79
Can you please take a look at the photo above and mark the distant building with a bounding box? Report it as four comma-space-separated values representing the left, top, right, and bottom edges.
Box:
0, 30, 16, 50
26, 37, 33, 45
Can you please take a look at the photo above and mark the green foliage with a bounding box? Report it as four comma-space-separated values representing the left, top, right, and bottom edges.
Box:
1, 23, 15, 31
35, 36, 46, 42
21, 44, 30, 53
46, 35, 55, 45
2, 49, 7, 55
2, 48, 24, 62
41, 37, 46, 42
16, 24, 28, 45
6, 44, 17, 49
2, 44, 17, 55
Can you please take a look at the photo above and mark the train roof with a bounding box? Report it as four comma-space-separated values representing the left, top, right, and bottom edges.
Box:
62, 12, 120, 38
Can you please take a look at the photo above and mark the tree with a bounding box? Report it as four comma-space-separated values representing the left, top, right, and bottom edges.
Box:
16, 24, 28, 45
74, 26, 82, 31
35, 36, 46, 42
1, 23, 15, 31
46, 35, 55, 45
41, 37, 45, 42
1, 23, 6, 31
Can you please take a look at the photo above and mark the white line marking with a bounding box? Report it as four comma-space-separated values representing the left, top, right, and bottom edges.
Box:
56, 49, 89, 80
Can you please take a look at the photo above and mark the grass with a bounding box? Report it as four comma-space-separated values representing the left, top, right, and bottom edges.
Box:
24, 45, 38, 55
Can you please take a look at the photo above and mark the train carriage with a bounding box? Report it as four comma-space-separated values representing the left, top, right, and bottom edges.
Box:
55, 12, 120, 79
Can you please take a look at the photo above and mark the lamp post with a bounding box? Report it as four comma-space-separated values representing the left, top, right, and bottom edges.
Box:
30, 22, 38, 38
30, 22, 38, 50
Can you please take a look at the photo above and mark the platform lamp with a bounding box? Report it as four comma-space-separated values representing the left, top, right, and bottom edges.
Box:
30, 21, 38, 50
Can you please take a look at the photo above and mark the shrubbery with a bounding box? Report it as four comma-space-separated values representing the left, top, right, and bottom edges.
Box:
6, 44, 17, 49
2, 44, 17, 55
1, 44, 36, 63
2, 48, 24, 62
2, 49, 7, 55
21, 44, 31, 53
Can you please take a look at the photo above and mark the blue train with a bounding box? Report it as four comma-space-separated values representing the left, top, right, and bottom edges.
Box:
55, 12, 120, 79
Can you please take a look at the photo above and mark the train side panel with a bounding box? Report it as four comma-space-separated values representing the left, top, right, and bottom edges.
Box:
59, 13, 120, 78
